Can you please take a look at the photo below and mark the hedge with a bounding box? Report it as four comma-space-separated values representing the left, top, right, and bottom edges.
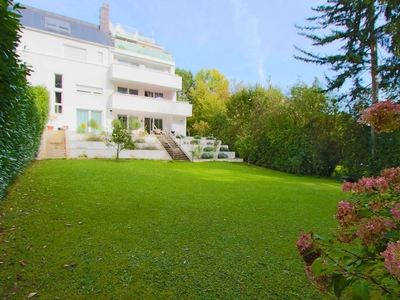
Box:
0, 2, 48, 199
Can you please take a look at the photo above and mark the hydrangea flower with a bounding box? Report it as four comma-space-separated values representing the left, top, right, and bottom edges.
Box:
381, 240, 400, 280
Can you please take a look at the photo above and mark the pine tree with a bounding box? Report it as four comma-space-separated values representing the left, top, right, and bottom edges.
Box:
295, 0, 400, 158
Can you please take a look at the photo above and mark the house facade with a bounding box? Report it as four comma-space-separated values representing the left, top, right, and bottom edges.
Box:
17, 3, 192, 135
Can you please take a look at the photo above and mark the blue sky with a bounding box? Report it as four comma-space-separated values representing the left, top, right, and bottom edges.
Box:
19, 0, 329, 90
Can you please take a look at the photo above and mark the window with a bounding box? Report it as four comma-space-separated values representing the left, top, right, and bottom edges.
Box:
55, 74, 62, 88
154, 118, 163, 130
118, 87, 128, 94
155, 92, 163, 99
76, 85, 102, 95
129, 89, 138, 95
55, 92, 62, 113
145, 91, 154, 97
45, 17, 71, 35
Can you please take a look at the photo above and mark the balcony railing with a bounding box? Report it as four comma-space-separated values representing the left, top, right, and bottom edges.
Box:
110, 93, 192, 117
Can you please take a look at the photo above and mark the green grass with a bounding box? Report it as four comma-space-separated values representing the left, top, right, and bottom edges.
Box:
0, 160, 345, 299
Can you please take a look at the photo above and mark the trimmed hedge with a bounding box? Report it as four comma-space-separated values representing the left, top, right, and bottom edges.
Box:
203, 146, 214, 152
201, 152, 214, 159
190, 139, 200, 145
194, 135, 202, 139
206, 136, 215, 140
220, 146, 229, 151
218, 152, 229, 159
0, 2, 48, 199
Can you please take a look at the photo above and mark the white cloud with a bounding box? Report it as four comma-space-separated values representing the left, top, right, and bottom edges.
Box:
231, 0, 266, 84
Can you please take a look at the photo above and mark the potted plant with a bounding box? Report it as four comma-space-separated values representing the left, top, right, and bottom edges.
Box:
47, 115, 57, 130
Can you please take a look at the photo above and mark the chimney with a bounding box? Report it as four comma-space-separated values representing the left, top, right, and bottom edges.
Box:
100, 3, 109, 33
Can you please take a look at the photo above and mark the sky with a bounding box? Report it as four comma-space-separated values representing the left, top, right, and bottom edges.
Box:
18, 0, 330, 91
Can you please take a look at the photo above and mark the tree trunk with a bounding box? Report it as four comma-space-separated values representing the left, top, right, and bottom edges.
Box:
369, 1, 379, 159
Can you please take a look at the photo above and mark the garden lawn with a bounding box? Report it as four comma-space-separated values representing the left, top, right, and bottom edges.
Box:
0, 160, 345, 299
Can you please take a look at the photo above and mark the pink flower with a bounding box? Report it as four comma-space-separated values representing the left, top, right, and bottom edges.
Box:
297, 232, 321, 266
359, 100, 400, 133
381, 240, 400, 280
391, 204, 400, 221
335, 201, 359, 227
356, 217, 396, 246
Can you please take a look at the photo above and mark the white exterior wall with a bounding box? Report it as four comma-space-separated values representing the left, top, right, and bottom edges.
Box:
18, 22, 192, 134
18, 28, 110, 131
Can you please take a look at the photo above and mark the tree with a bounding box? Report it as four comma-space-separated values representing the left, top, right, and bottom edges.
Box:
297, 102, 400, 299
105, 119, 136, 160
175, 68, 194, 103
295, 0, 400, 158
189, 69, 230, 136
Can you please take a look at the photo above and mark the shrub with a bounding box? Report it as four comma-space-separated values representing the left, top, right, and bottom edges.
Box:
176, 134, 185, 139
84, 133, 104, 142
194, 135, 202, 139
220, 146, 229, 151
128, 116, 141, 131
201, 152, 214, 159
206, 136, 215, 140
77, 152, 88, 158
144, 145, 158, 150
203, 146, 214, 152
218, 152, 228, 159
134, 138, 145, 143
297, 168, 400, 298
190, 139, 200, 145
88, 119, 99, 131
0, 3, 46, 199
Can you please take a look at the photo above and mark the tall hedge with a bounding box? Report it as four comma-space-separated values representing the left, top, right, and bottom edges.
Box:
0, 1, 47, 199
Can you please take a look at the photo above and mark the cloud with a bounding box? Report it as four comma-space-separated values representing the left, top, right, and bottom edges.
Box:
231, 0, 265, 84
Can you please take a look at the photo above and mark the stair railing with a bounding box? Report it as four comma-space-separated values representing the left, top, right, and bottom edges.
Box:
161, 135, 175, 159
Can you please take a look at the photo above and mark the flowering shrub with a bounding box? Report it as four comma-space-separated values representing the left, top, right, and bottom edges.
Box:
297, 166, 400, 298
359, 100, 400, 133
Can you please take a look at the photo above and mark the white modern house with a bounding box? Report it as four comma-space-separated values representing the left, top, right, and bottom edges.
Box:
17, 3, 192, 135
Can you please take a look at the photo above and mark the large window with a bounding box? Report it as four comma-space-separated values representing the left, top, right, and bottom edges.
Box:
145, 91, 163, 99
76, 109, 102, 132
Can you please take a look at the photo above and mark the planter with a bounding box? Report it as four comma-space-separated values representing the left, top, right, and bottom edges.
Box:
47, 125, 54, 130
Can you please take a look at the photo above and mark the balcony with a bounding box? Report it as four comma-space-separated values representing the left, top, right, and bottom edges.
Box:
110, 93, 192, 117
109, 63, 181, 91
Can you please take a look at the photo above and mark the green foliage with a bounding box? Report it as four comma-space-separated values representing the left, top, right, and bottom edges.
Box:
206, 136, 215, 140
190, 139, 200, 145
188, 69, 230, 136
175, 134, 185, 139
295, 0, 400, 104
84, 133, 104, 142
218, 152, 228, 159
175, 68, 194, 103
203, 146, 214, 152
29, 85, 49, 129
128, 115, 141, 131
201, 152, 214, 159
77, 151, 88, 158
190, 145, 202, 159
298, 167, 400, 298
220, 146, 229, 151
134, 138, 145, 143
0, 2, 45, 199
194, 135, 202, 139
88, 119, 99, 131
105, 119, 136, 160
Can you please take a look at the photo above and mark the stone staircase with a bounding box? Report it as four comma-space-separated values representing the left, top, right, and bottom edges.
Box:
40, 130, 66, 159
156, 135, 190, 161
